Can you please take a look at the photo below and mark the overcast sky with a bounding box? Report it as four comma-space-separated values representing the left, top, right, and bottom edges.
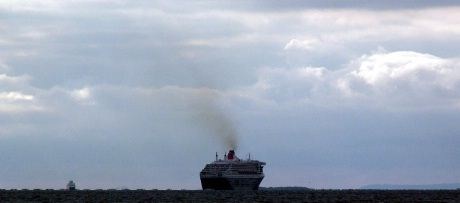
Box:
1, 0, 460, 189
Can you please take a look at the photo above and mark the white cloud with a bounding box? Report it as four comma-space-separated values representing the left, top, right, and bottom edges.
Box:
279, 8, 460, 63
0, 91, 43, 113
350, 51, 454, 86
0, 74, 28, 84
0, 66, 41, 113
70, 87, 95, 105
0, 91, 34, 101
0, 103, 43, 113
343, 51, 460, 95
0, 62, 43, 114
284, 38, 321, 51
243, 50, 460, 110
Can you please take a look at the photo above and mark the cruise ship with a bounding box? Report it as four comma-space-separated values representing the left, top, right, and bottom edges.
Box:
200, 150, 266, 190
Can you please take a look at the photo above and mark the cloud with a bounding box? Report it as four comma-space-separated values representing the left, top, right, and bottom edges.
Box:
281, 8, 460, 65
0, 91, 42, 114
228, 0, 460, 11
349, 51, 455, 86
0, 70, 41, 113
243, 50, 460, 110
339, 51, 460, 107
242, 66, 328, 103
0, 91, 34, 101
284, 38, 320, 51
0, 74, 29, 84
70, 87, 95, 105
0, 104, 43, 114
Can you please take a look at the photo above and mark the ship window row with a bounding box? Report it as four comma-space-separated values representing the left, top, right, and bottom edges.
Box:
201, 168, 262, 172
200, 171, 261, 175
204, 165, 260, 169
203, 166, 262, 171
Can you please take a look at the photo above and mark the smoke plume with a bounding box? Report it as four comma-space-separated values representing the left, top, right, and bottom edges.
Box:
192, 88, 238, 150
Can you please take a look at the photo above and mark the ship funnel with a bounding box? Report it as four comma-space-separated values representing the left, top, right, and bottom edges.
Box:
227, 150, 235, 160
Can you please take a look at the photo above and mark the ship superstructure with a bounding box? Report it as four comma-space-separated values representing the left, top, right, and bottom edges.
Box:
200, 150, 266, 190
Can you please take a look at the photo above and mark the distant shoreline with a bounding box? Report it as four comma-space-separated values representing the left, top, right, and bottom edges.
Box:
360, 183, 460, 190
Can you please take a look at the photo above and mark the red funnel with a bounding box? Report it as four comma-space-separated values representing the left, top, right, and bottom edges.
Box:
227, 150, 235, 160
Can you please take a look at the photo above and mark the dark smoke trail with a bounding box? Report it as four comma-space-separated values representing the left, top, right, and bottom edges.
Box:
192, 88, 238, 150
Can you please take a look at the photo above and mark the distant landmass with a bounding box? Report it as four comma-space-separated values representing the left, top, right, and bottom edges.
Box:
260, 187, 313, 191
360, 183, 460, 190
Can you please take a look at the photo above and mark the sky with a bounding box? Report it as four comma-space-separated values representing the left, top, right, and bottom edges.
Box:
1, 0, 460, 189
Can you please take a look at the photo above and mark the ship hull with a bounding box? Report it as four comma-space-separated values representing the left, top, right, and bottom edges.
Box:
200, 177, 264, 190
